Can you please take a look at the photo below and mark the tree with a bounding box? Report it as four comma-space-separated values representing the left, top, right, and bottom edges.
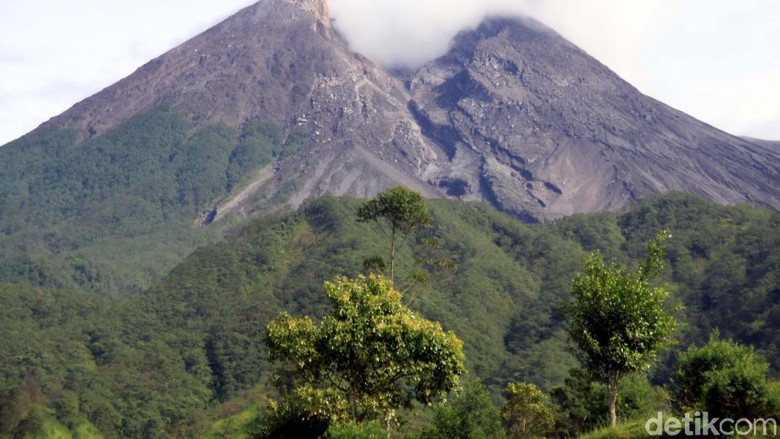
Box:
672, 333, 773, 419
265, 275, 465, 429
565, 230, 677, 427
356, 186, 432, 283
502, 382, 554, 439
418, 381, 506, 439
550, 368, 658, 436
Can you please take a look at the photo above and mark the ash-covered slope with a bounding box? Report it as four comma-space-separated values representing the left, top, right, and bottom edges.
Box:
45, 0, 443, 201
407, 17, 780, 218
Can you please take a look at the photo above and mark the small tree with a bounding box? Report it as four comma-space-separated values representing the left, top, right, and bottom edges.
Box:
565, 230, 677, 427
356, 186, 432, 283
672, 333, 772, 419
419, 381, 506, 439
266, 275, 464, 429
502, 382, 554, 439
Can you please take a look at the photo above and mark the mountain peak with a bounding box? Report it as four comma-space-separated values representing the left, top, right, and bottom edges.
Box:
407, 14, 780, 216
287, 0, 331, 29
12, 3, 780, 225
289, 0, 328, 16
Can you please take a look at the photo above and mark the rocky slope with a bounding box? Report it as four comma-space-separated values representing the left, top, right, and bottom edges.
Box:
407, 17, 780, 218
31, 0, 779, 222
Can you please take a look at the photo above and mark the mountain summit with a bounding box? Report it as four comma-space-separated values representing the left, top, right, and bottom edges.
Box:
28, 0, 780, 218
408, 16, 780, 216
45, 0, 440, 201
0, 0, 778, 290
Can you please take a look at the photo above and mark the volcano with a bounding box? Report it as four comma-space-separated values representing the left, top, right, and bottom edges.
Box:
0, 0, 777, 290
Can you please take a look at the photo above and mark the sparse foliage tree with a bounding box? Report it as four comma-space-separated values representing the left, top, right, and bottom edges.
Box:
356, 186, 432, 283
265, 275, 465, 430
565, 230, 677, 427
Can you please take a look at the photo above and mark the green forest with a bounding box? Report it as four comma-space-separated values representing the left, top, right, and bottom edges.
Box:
0, 109, 306, 294
1, 191, 779, 437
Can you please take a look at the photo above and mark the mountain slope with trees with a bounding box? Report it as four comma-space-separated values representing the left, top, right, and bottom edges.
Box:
1, 193, 779, 436
1, 0, 778, 295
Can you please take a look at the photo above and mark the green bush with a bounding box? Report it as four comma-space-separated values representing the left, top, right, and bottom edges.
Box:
672, 334, 772, 418
326, 421, 387, 438
416, 381, 505, 439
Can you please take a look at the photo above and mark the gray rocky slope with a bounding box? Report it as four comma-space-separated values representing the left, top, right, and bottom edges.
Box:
40, 0, 780, 221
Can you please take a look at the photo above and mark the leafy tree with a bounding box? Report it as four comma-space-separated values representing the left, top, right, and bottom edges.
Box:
672, 333, 773, 418
417, 381, 506, 439
266, 275, 465, 428
356, 186, 432, 282
502, 382, 554, 439
565, 230, 677, 427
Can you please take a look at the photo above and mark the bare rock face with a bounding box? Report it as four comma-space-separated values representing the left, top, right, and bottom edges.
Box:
41, 3, 780, 221
407, 17, 780, 219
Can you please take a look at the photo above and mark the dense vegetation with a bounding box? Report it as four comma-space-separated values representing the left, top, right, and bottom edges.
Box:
0, 109, 304, 293
1, 192, 779, 437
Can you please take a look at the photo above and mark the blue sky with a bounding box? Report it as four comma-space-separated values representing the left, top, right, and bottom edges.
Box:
1, 0, 778, 145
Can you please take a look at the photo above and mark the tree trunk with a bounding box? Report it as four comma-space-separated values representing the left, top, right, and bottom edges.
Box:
607, 372, 619, 427
350, 381, 359, 421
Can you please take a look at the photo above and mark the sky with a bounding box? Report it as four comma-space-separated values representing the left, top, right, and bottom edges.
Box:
0, 0, 778, 147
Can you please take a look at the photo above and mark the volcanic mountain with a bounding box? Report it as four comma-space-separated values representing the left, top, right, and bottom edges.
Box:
0, 0, 778, 290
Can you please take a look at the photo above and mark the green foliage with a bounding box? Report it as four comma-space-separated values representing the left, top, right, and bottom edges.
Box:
672, 334, 773, 418
577, 420, 656, 439
416, 381, 506, 439
550, 368, 605, 436
357, 186, 433, 282
356, 187, 432, 236
256, 387, 343, 439
551, 369, 660, 436
0, 283, 211, 438
200, 403, 260, 439
325, 420, 387, 439
227, 120, 283, 190
266, 275, 465, 424
566, 230, 678, 426
0, 109, 289, 292
502, 382, 554, 438
1, 192, 780, 436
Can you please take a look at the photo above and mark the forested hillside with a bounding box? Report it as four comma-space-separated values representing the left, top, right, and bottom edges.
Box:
1, 193, 778, 437
0, 108, 304, 293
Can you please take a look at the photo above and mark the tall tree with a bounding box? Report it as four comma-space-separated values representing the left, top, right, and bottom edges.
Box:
565, 230, 677, 427
266, 275, 465, 429
356, 186, 432, 283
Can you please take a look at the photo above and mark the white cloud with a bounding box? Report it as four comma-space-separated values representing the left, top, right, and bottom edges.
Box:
328, 0, 780, 140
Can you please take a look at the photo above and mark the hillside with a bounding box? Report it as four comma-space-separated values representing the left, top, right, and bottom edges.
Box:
1, 193, 779, 436
0, 0, 778, 293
